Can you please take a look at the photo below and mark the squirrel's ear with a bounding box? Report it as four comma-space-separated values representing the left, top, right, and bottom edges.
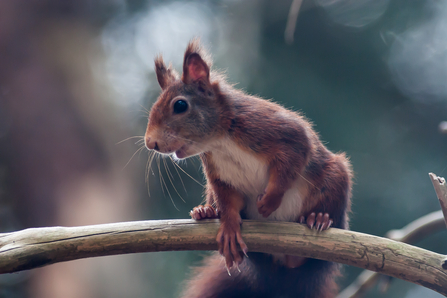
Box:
182, 40, 211, 85
155, 56, 179, 90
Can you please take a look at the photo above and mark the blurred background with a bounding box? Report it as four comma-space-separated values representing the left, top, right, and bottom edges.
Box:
0, 0, 446, 297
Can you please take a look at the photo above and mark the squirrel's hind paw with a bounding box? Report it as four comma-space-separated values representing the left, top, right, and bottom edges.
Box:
299, 212, 333, 231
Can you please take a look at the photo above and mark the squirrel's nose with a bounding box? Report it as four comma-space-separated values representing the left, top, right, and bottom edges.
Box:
145, 137, 160, 151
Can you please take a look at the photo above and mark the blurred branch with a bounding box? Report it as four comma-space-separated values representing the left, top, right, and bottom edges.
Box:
336, 210, 446, 298
285, 0, 304, 44
430, 173, 447, 228
386, 210, 446, 242
439, 121, 447, 134
1, 220, 447, 295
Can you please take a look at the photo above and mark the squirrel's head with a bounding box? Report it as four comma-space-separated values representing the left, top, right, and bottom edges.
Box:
145, 40, 221, 159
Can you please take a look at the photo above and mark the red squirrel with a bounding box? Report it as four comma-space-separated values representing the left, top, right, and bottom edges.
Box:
145, 40, 352, 298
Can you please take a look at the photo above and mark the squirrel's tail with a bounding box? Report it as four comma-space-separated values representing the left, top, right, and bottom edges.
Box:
180, 252, 340, 298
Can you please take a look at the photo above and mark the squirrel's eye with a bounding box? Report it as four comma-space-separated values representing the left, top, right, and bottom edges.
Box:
173, 100, 188, 114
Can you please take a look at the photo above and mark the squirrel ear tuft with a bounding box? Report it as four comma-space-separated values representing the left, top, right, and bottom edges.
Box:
155, 55, 179, 90
182, 39, 211, 85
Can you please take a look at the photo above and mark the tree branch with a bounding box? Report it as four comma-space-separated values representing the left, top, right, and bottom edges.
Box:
1, 220, 447, 295
439, 121, 447, 134
430, 173, 447, 228
285, 0, 304, 44
336, 210, 446, 298
338, 173, 447, 298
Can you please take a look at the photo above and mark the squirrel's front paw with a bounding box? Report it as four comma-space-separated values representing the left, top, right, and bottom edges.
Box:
190, 204, 218, 220
216, 219, 248, 271
257, 192, 282, 218
299, 212, 333, 231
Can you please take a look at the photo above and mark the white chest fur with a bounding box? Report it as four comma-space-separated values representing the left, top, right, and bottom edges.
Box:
208, 138, 305, 222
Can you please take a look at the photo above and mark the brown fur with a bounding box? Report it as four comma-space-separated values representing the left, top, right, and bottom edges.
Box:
145, 40, 353, 298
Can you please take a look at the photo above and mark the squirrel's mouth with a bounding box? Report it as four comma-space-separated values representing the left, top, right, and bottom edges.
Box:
174, 144, 189, 159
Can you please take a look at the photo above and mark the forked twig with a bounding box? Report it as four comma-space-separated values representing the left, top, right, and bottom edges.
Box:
429, 173, 447, 228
